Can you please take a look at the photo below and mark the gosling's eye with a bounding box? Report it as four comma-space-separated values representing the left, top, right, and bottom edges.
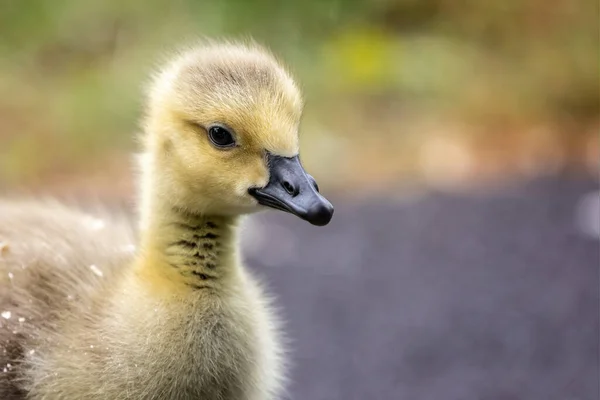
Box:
207, 125, 236, 148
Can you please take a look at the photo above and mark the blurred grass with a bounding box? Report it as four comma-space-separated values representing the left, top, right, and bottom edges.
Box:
0, 0, 598, 196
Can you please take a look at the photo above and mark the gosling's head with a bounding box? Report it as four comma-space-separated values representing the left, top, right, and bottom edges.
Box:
143, 40, 333, 226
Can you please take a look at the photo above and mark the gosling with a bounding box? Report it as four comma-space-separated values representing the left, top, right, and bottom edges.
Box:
0, 40, 333, 400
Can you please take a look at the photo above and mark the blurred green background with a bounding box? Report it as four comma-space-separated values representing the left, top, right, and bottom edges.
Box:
0, 0, 598, 199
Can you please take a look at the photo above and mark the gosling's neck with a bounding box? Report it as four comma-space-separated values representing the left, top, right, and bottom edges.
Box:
135, 159, 241, 292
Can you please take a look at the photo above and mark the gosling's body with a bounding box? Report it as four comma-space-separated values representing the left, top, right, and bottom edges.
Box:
0, 201, 282, 399
0, 40, 332, 399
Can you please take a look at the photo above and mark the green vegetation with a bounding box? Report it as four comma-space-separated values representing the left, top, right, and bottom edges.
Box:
0, 0, 598, 191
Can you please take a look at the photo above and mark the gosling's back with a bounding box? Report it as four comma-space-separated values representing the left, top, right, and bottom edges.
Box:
0, 200, 135, 397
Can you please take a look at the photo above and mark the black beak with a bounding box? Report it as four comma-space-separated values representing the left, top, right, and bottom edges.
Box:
248, 153, 334, 226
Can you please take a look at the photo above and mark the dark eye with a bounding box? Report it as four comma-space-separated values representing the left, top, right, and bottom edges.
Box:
207, 125, 236, 148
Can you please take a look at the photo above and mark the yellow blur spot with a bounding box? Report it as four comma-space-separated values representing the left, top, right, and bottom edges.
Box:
324, 27, 396, 89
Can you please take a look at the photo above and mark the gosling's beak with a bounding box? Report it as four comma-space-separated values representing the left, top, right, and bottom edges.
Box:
248, 153, 334, 226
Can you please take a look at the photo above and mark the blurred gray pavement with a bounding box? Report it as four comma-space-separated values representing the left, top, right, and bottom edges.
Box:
242, 175, 599, 400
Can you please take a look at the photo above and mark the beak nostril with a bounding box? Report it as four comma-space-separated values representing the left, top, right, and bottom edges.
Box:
308, 175, 319, 192
282, 180, 296, 196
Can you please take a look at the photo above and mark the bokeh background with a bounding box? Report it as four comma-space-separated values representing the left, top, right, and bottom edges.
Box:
1, 1, 598, 399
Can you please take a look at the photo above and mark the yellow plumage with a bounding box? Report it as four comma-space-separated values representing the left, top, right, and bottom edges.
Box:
0, 39, 313, 399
